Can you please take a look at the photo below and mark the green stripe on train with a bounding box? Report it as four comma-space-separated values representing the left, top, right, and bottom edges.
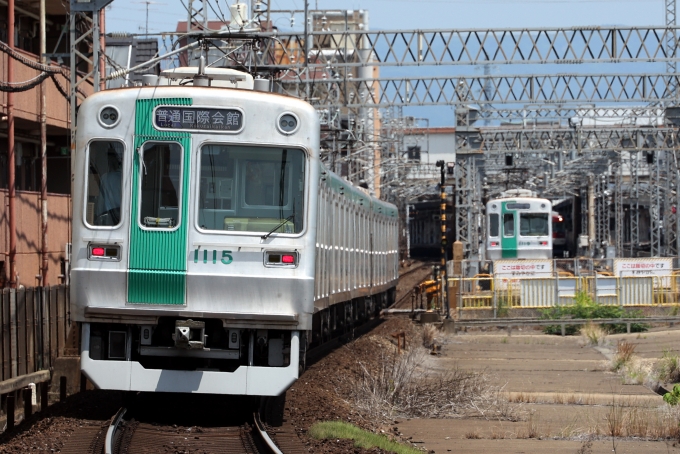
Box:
128, 98, 192, 305
501, 201, 518, 259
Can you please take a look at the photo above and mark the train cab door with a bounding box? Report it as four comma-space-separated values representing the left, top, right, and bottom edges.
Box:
127, 98, 192, 305
501, 203, 518, 259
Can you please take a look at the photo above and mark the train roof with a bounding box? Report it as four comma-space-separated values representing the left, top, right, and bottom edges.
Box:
320, 163, 398, 218
486, 196, 552, 206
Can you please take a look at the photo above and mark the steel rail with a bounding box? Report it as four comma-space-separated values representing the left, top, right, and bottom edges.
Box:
253, 412, 283, 454
104, 407, 127, 454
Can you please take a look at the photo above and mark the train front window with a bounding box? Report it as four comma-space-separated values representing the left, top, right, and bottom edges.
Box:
520, 213, 549, 236
489, 213, 499, 237
503, 213, 514, 236
86, 140, 124, 227
138, 142, 182, 229
198, 145, 305, 234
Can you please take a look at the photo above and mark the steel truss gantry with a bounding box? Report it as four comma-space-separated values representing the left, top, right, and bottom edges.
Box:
261, 27, 680, 68
459, 127, 680, 154
453, 154, 483, 259
283, 73, 680, 109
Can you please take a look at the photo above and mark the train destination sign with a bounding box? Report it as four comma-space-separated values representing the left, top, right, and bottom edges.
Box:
154, 107, 243, 132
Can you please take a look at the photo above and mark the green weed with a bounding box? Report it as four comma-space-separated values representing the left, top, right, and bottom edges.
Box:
540, 291, 647, 335
308, 421, 421, 454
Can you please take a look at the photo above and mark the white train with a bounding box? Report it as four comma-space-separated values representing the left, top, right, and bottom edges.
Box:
486, 189, 553, 260
71, 67, 399, 396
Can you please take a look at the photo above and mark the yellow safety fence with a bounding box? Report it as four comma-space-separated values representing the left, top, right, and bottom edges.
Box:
448, 274, 680, 309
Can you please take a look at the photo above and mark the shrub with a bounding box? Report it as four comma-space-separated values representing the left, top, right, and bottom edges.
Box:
351, 348, 518, 421
541, 291, 648, 335
580, 321, 606, 346
664, 384, 680, 406
610, 340, 637, 372
657, 349, 680, 384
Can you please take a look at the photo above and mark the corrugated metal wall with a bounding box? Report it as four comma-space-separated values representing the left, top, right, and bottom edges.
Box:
0, 285, 72, 383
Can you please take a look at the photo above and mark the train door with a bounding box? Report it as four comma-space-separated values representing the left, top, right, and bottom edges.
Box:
128, 98, 192, 305
501, 202, 518, 259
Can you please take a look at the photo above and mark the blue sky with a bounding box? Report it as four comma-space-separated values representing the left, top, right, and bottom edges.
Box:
105, 0, 666, 35
104, 0, 670, 126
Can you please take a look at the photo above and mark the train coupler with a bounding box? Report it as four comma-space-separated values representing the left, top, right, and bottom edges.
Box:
173, 319, 206, 349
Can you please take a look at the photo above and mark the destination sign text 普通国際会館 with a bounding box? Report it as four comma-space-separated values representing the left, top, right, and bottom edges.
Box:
154, 107, 243, 132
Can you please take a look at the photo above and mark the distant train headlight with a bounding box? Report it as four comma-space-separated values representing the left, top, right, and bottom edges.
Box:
277, 112, 300, 135
98, 106, 121, 128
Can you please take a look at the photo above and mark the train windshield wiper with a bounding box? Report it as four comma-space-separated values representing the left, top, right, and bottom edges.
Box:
261, 214, 295, 240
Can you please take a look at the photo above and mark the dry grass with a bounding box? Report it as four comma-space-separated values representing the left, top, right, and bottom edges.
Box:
576, 439, 593, 454
464, 429, 481, 439
507, 392, 537, 404
655, 349, 680, 384
508, 392, 595, 405
606, 399, 624, 437
516, 413, 539, 439
580, 322, 607, 346
553, 394, 565, 404
620, 356, 655, 385
421, 325, 437, 349
610, 340, 637, 372
565, 394, 594, 405
489, 426, 509, 439
350, 347, 520, 422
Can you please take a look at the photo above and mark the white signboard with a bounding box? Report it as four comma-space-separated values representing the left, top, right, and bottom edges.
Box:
493, 260, 553, 279
614, 258, 673, 288
493, 260, 553, 290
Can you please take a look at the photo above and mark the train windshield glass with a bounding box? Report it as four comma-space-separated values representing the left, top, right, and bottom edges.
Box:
139, 142, 182, 229
86, 140, 124, 227
489, 213, 499, 237
520, 213, 549, 236
503, 213, 514, 236
198, 145, 305, 233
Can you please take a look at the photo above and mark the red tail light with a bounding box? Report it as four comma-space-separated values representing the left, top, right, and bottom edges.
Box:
282, 254, 295, 264
92, 247, 105, 256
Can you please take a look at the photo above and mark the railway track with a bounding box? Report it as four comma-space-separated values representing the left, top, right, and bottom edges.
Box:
60, 397, 305, 454
57, 265, 429, 454
389, 262, 436, 310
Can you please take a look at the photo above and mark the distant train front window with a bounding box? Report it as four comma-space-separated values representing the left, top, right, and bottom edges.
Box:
520, 213, 549, 236
489, 213, 499, 237
198, 144, 305, 233
86, 140, 124, 227
503, 213, 514, 236
138, 142, 182, 229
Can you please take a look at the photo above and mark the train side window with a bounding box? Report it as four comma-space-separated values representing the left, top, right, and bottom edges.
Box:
489, 213, 499, 237
86, 140, 124, 227
139, 142, 182, 229
503, 213, 514, 236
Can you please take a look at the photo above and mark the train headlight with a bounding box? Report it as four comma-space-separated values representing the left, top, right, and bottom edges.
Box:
88, 244, 121, 261
276, 112, 300, 135
265, 251, 298, 267
98, 106, 121, 128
